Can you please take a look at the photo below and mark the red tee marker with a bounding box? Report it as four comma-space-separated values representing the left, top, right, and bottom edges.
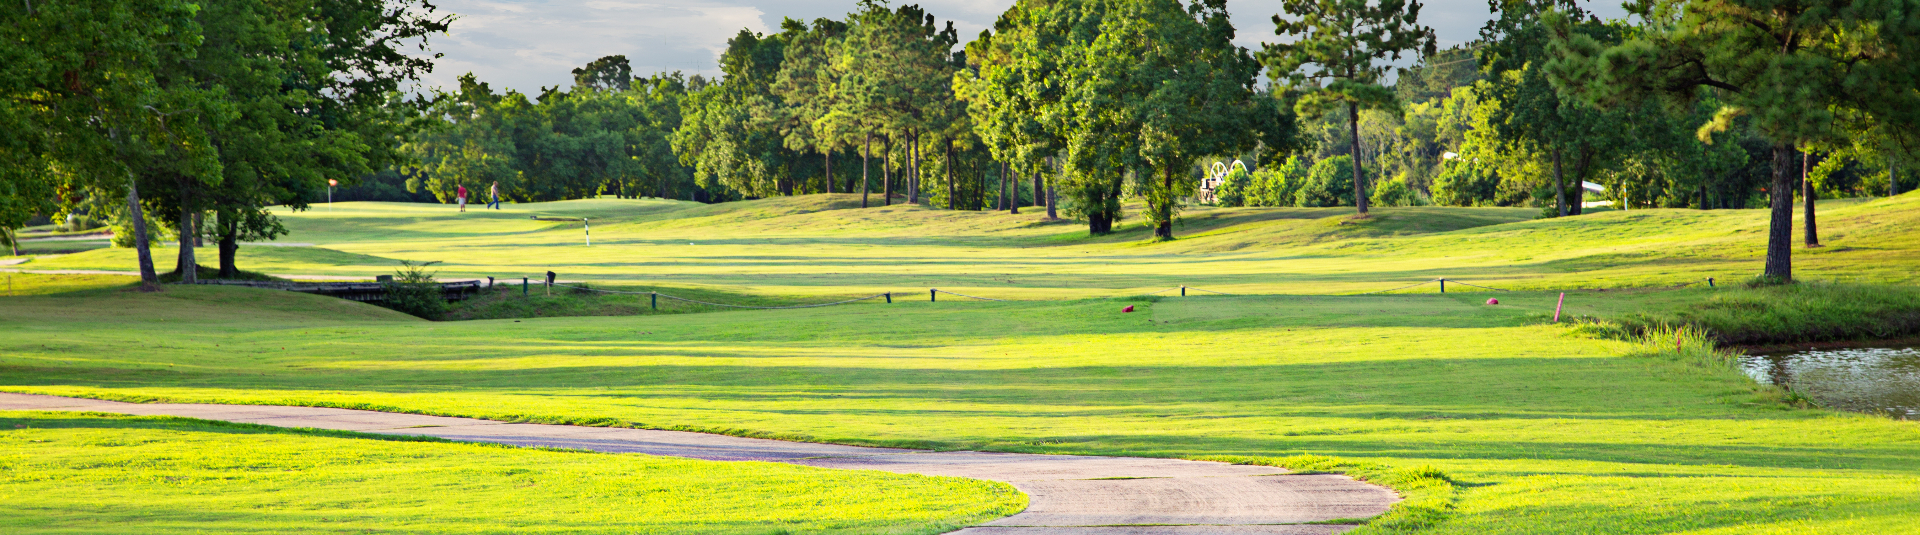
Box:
1486, 298, 1499, 305
1122, 305, 1135, 313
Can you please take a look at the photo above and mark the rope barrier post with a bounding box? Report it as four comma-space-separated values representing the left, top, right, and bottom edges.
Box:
1439, 279, 1446, 293
1181, 286, 1186, 297
931, 289, 937, 302
650, 291, 657, 311
545, 271, 555, 296
1553, 292, 1566, 323
522, 277, 528, 297
885, 292, 892, 304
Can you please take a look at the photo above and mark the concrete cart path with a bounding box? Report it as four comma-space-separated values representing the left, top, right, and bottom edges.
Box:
1, 392, 1398, 534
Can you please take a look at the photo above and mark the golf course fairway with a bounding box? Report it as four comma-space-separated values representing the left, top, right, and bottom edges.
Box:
6, 194, 1920, 533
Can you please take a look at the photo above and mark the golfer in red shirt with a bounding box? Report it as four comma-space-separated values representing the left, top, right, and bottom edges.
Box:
456, 184, 468, 212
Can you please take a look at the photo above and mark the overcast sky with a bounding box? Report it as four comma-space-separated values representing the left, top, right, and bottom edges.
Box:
418, 0, 1625, 94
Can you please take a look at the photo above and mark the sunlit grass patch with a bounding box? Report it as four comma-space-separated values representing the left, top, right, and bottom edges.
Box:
0, 411, 1024, 535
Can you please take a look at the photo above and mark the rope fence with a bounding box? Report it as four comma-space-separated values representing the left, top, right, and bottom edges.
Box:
509, 276, 1526, 312
549, 282, 892, 310
931, 289, 1008, 302
1354, 278, 1510, 295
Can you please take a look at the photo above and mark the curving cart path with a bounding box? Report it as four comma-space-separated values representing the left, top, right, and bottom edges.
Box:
1, 393, 1398, 534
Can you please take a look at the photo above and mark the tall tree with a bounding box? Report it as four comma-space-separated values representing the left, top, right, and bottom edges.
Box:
957, 0, 1070, 221
1478, 0, 1638, 216
1062, 0, 1289, 240
4, 0, 213, 289
1260, 0, 1437, 217
1545, 0, 1920, 282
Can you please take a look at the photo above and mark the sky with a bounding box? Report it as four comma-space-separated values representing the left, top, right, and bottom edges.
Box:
417, 0, 1626, 94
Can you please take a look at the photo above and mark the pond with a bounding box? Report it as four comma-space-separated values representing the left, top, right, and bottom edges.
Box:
1739, 346, 1920, 420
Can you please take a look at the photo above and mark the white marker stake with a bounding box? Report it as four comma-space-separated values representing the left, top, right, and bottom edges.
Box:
584, 218, 590, 246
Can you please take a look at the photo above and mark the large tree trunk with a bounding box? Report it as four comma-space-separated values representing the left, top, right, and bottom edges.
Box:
126, 179, 159, 291
1764, 142, 1796, 282
999, 162, 1010, 211
1155, 166, 1174, 240
1045, 158, 1058, 219
1803, 151, 1820, 247
883, 136, 894, 206
782, 162, 795, 196
946, 140, 955, 210
218, 210, 239, 279
1009, 162, 1020, 215
4, 227, 18, 256
861, 132, 871, 208
176, 206, 196, 283
1348, 101, 1369, 216
192, 212, 203, 247
1033, 165, 1044, 210
1552, 148, 1567, 217
909, 131, 920, 204
1569, 147, 1591, 216
1892, 159, 1900, 196
824, 150, 833, 194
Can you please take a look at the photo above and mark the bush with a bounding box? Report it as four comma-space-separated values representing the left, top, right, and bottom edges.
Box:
381, 260, 448, 320
1294, 155, 1355, 208
1430, 159, 1500, 207
1370, 175, 1424, 207
1214, 167, 1252, 207
109, 214, 169, 248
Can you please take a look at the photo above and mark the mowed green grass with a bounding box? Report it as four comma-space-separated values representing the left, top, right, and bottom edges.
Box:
8, 195, 1920, 533
24, 192, 1920, 296
5, 282, 1920, 533
0, 411, 1023, 534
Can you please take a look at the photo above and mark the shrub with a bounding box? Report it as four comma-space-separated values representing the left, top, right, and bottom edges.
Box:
1215, 167, 1252, 207
1294, 155, 1355, 208
381, 260, 448, 320
1430, 159, 1499, 207
1370, 175, 1424, 207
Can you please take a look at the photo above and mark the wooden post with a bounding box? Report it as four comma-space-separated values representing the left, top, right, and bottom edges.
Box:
651, 292, 657, 310
1440, 279, 1446, 293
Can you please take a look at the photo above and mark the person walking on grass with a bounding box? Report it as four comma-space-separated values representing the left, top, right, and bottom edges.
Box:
488, 181, 501, 209
456, 184, 468, 212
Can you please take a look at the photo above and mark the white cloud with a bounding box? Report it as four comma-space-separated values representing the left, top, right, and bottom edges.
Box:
420, 0, 767, 93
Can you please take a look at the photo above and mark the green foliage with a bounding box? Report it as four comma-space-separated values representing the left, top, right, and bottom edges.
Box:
381, 260, 448, 320
1215, 166, 1253, 207
1429, 159, 1500, 207
1369, 175, 1424, 207
1295, 155, 1356, 207
1261, 0, 1437, 214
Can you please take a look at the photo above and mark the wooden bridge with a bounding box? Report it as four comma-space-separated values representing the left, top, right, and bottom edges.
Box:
196, 279, 483, 303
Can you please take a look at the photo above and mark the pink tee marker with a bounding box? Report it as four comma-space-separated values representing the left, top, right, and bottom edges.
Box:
1486, 298, 1500, 305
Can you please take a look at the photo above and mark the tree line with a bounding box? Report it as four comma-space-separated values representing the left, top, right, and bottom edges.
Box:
7, 0, 1918, 284
3, 0, 448, 288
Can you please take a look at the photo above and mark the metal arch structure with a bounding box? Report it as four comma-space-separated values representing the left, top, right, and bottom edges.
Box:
1198, 160, 1248, 204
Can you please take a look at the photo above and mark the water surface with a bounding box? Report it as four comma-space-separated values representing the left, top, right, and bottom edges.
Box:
1740, 347, 1920, 420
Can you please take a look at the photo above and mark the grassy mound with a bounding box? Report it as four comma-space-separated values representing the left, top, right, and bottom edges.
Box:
0, 412, 1023, 535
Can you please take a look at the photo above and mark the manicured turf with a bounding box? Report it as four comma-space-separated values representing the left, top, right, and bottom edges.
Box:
5, 282, 1920, 533
23, 193, 1920, 297
0, 411, 1023, 534
7, 194, 1920, 533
